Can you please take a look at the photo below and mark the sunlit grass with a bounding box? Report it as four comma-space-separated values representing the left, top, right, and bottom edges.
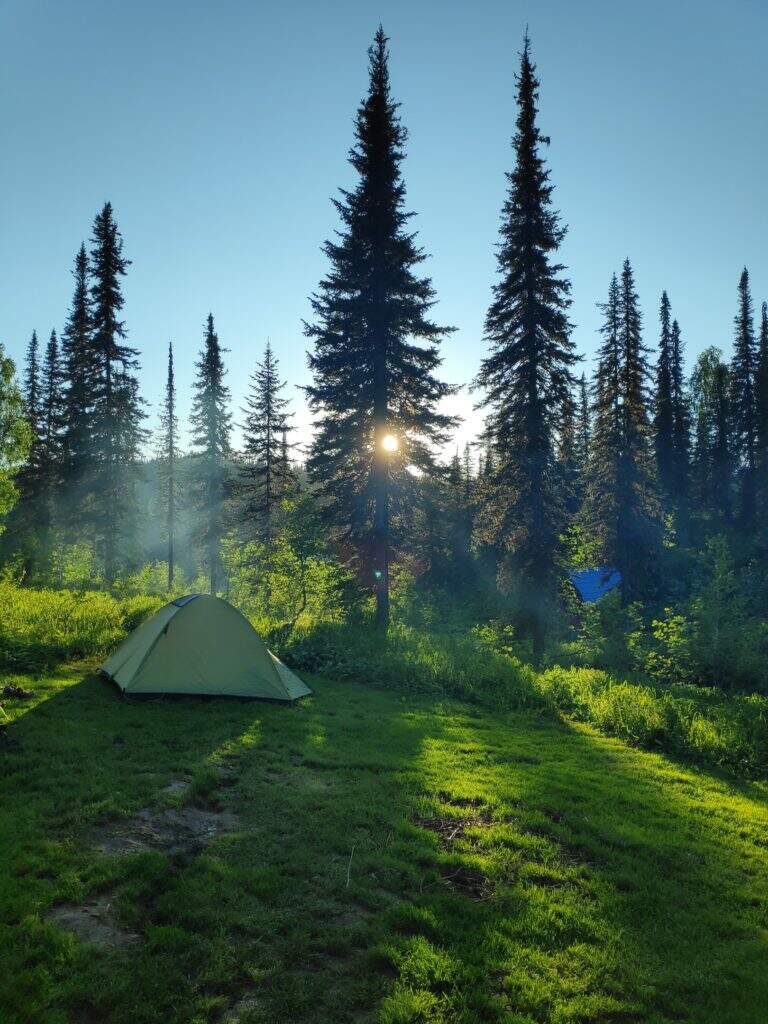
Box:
1, 668, 766, 1022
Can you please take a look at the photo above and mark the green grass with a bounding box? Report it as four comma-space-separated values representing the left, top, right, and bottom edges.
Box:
278, 621, 768, 775
0, 582, 163, 671
3, 584, 765, 776
1, 666, 767, 1023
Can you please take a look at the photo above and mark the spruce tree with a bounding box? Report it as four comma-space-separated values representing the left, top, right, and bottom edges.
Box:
305, 27, 455, 628
89, 202, 144, 582
584, 265, 659, 597
60, 244, 96, 528
711, 361, 734, 528
556, 387, 581, 518
653, 291, 675, 508
617, 259, 660, 596
240, 341, 292, 544
38, 329, 65, 552
575, 372, 590, 477
583, 275, 622, 568
190, 314, 231, 594
279, 428, 295, 490
670, 317, 691, 544
731, 268, 757, 527
755, 302, 768, 528
4, 333, 44, 572
21, 331, 43, 485
473, 34, 576, 651
156, 342, 180, 590
690, 347, 732, 534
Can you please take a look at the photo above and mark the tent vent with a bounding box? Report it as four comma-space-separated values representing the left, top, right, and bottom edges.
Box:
171, 594, 201, 607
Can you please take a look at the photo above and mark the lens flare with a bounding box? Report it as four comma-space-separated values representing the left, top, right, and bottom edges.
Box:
382, 433, 399, 452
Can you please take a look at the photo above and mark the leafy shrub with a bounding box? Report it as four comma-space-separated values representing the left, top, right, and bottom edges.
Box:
113, 562, 188, 599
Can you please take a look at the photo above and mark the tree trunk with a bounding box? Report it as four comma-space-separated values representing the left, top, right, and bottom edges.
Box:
167, 468, 174, 592
373, 431, 390, 630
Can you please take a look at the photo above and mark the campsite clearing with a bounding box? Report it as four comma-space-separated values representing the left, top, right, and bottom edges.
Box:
1, 667, 766, 1023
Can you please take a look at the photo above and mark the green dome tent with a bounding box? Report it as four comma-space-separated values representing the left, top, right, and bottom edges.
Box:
100, 594, 311, 701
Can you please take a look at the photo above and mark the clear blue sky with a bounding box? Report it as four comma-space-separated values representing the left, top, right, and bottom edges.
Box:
1, 0, 766, 458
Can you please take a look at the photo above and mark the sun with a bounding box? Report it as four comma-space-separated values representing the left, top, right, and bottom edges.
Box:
381, 433, 399, 452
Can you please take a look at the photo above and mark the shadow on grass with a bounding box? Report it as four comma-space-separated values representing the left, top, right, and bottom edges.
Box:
387, 707, 768, 1024
0, 669, 449, 1023
1, 669, 767, 1024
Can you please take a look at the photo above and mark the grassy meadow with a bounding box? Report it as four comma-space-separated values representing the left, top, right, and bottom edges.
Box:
1, 652, 767, 1023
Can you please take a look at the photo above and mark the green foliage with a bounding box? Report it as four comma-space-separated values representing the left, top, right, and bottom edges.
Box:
0, 344, 31, 534
48, 541, 103, 590
276, 620, 542, 712
113, 561, 188, 598
0, 581, 161, 672
538, 665, 768, 774
627, 608, 696, 686
223, 493, 356, 626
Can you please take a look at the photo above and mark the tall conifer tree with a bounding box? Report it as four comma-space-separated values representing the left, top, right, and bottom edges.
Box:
473, 34, 575, 651
575, 372, 590, 476
156, 342, 180, 590
755, 302, 768, 525
653, 291, 675, 508
241, 341, 292, 544
617, 260, 659, 595
38, 329, 65, 552
690, 348, 732, 533
60, 244, 96, 527
89, 202, 144, 582
305, 27, 454, 628
556, 388, 581, 518
731, 268, 757, 528
4, 333, 44, 572
583, 275, 622, 567
711, 362, 734, 528
584, 265, 659, 597
190, 314, 231, 594
670, 317, 691, 544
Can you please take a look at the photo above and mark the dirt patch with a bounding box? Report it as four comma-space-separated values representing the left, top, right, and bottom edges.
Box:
413, 809, 493, 849
47, 894, 139, 949
541, 807, 565, 824
493, 753, 542, 765
94, 805, 239, 859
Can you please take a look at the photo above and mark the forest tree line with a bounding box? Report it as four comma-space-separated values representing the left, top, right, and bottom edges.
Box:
1, 30, 767, 683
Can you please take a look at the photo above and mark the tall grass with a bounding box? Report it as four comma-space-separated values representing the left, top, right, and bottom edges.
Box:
0, 582, 162, 671
537, 666, 768, 774
274, 620, 544, 711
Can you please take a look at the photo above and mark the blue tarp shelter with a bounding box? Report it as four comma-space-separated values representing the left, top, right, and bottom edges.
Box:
569, 568, 622, 603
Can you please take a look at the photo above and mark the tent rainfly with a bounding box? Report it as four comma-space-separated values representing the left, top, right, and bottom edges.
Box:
569, 568, 622, 603
100, 594, 311, 701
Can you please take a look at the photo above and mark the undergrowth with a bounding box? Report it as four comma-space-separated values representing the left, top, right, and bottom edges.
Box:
1, 582, 765, 776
